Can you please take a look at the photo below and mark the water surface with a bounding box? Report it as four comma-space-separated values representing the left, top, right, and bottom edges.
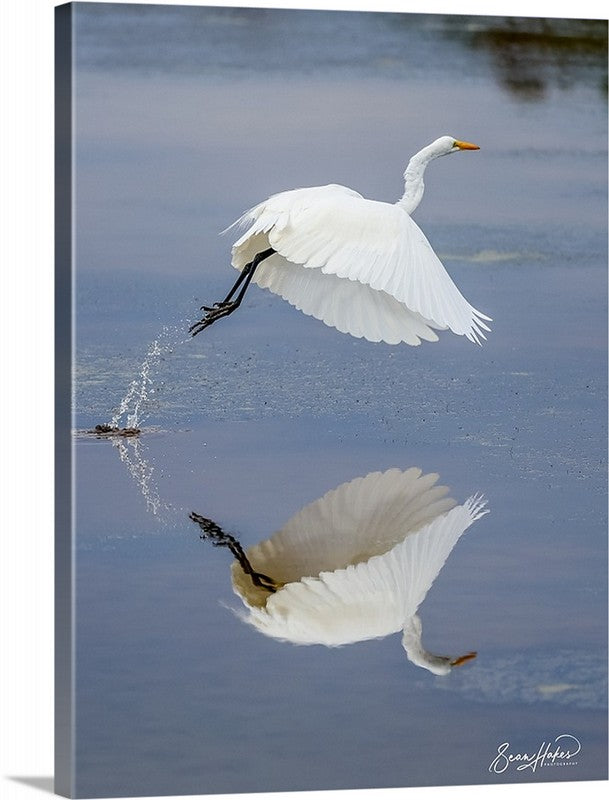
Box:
72, 4, 607, 797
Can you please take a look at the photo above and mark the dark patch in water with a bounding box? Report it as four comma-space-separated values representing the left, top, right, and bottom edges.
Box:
92, 424, 141, 438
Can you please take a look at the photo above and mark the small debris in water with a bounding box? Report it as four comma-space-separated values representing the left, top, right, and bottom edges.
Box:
93, 424, 141, 437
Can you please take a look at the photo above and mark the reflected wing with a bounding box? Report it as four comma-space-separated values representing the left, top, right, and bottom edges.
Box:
230, 185, 491, 344
243, 496, 488, 646
232, 468, 456, 605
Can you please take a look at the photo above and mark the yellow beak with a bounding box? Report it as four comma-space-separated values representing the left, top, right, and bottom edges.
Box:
450, 651, 478, 667
455, 140, 480, 151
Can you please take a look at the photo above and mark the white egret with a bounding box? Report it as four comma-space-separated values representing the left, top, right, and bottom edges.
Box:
192, 467, 489, 675
190, 136, 491, 345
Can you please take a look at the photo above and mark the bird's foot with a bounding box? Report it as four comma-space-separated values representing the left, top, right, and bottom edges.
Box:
200, 300, 231, 312
189, 301, 238, 336
189, 512, 225, 540
189, 511, 281, 593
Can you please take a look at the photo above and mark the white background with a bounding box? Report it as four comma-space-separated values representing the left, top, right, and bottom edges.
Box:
0, 1, 606, 799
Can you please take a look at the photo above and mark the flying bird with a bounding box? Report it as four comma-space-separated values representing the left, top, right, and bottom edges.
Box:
190, 135, 491, 346
192, 467, 488, 675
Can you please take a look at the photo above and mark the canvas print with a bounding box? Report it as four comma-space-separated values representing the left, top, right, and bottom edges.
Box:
55, 2, 608, 797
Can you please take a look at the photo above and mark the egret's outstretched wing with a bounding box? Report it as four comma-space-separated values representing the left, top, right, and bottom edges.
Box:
230, 185, 491, 344
231, 467, 456, 607
253, 254, 441, 345
241, 496, 488, 646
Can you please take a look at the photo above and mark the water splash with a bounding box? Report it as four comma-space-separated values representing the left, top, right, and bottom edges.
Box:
110, 326, 186, 429
112, 435, 169, 517
92, 324, 191, 521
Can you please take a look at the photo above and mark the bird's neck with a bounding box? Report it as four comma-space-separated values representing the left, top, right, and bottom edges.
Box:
396, 144, 439, 215
401, 615, 451, 675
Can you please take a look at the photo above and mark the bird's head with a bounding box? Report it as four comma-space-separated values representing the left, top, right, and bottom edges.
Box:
433, 135, 480, 157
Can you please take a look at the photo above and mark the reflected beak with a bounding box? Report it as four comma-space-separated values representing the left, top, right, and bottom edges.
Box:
454, 140, 480, 151
450, 651, 477, 667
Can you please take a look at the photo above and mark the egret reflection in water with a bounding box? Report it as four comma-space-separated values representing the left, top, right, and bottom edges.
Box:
192, 467, 488, 675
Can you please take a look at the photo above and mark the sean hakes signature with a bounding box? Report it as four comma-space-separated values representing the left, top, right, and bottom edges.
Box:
488, 734, 581, 774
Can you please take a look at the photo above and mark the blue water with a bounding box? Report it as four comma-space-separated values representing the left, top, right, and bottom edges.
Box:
71, 4, 607, 797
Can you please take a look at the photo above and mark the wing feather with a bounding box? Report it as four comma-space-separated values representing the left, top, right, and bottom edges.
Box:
230, 185, 491, 344
253, 254, 440, 345
241, 495, 488, 646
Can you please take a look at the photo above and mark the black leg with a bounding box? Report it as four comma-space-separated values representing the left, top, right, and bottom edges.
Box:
189, 247, 275, 337
200, 266, 248, 311
189, 511, 281, 593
